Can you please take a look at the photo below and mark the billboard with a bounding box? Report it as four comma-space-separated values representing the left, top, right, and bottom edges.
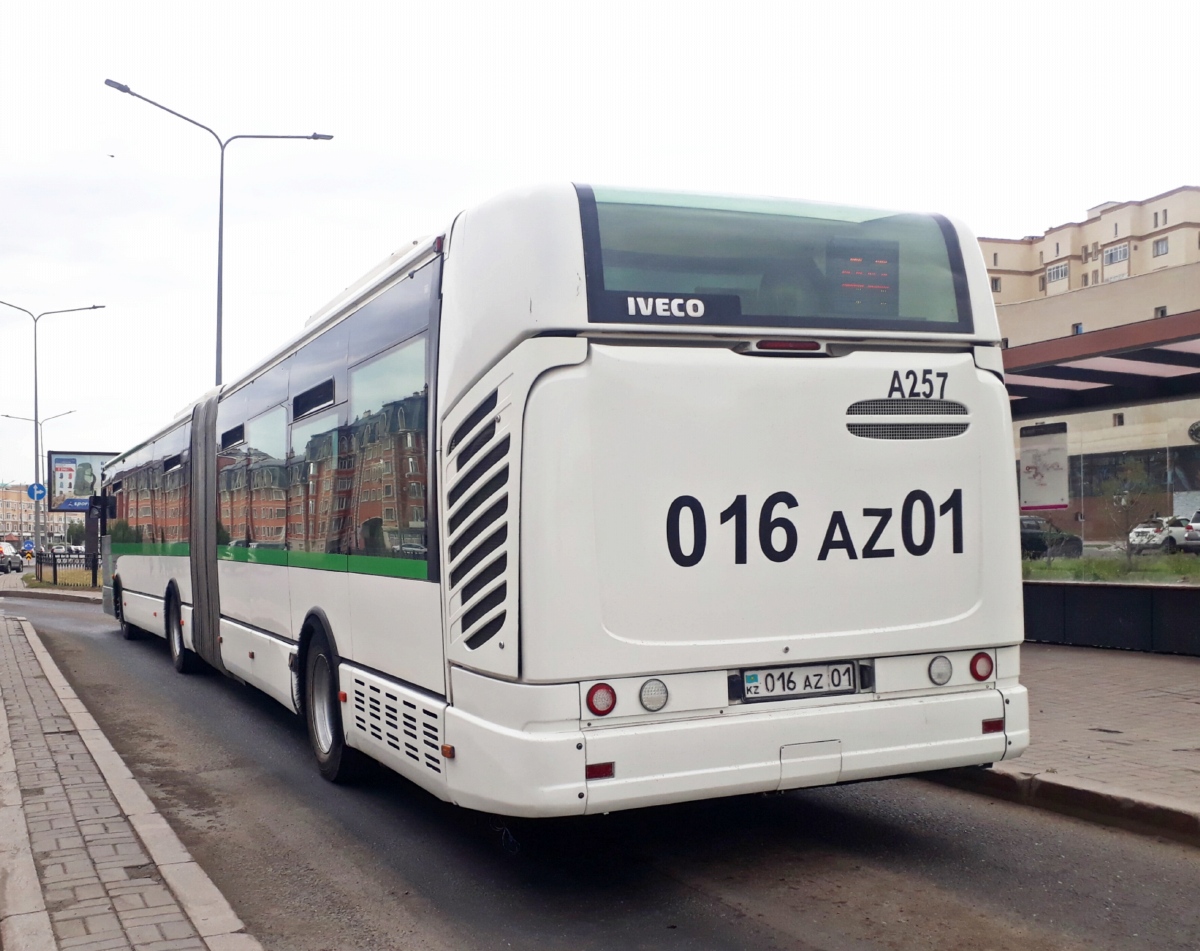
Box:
46, 451, 117, 512
1019, 423, 1069, 511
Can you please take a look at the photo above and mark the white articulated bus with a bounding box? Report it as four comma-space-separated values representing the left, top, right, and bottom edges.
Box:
102, 184, 1028, 817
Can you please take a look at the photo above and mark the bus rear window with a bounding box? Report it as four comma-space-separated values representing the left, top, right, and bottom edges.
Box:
577, 185, 972, 334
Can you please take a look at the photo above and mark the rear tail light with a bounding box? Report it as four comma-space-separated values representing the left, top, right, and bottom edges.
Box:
982, 718, 1005, 734
585, 762, 615, 780
969, 652, 994, 681
586, 683, 617, 716
928, 655, 953, 686
755, 339, 822, 352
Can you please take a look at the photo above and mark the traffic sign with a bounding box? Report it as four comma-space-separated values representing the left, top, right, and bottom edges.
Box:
27, 483, 46, 501
22, 541, 33, 552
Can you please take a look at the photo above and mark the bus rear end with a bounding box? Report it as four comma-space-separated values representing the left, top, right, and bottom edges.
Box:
438, 185, 1027, 815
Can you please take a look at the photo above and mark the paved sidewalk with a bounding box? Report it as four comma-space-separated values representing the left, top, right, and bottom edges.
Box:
0, 614, 259, 951
936, 641, 1200, 843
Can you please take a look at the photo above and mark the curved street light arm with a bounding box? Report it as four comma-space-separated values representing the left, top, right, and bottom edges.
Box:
105, 80, 222, 149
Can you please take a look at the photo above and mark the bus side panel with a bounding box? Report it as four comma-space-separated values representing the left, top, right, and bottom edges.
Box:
438, 336, 587, 681
217, 561, 292, 639
289, 566, 351, 658
349, 574, 445, 696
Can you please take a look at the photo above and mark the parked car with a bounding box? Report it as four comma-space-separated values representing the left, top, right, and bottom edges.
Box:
1178, 511, 1200, 554
0, 542, 23, 573
1020, 516, 1083, 558
1128, 517, 1189, 554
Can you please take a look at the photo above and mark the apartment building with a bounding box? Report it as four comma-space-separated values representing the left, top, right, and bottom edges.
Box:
981, 186, 1200, 347
981, 186, 1200, 523
0, 484, 83, 544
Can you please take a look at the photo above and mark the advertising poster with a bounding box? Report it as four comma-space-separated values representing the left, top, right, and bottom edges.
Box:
1019, 423, 1069, 511
46, 451, 117, 512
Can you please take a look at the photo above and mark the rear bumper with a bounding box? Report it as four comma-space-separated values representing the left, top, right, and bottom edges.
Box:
443, 685, 1027, 817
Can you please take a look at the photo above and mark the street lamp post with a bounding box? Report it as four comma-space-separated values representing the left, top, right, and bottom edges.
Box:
1, 411, 75, 549
104, 79, 333, 386
0, 302, 102, 550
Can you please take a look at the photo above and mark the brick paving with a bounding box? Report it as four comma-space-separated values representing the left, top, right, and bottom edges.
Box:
996, 642, 1200, 810
0, 614, 257, 950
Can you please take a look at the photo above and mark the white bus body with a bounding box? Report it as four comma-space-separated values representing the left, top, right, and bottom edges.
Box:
103, 184, 1027, 817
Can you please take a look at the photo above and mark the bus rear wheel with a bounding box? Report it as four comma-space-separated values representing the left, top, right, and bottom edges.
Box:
114, 583, 137, 640
167, 597, 199, 674
304, 630, 367, 784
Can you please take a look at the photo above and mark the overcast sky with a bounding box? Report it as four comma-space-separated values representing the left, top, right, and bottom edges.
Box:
1, 0, 1197, 483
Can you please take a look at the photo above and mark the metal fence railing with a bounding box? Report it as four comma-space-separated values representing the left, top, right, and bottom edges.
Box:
35, 552, 101, 588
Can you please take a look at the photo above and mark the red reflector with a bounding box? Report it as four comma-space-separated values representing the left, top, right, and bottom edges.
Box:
969, 652, 994, 681
755, 339, 821, 351
982, 718, 1005, 734
338, 691, 347, 703
586, 683, 617, 716
585, 762, 615, 780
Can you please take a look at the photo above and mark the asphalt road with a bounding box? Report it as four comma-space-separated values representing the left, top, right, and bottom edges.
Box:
3, 596, 1199, 951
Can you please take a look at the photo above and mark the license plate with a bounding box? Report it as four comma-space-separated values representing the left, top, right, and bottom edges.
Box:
742, 662, 857, 701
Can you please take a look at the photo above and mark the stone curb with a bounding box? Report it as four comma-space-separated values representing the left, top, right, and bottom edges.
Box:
926, 765, 1200, 846
0, 589, 102, 605
7, 615, 263, 950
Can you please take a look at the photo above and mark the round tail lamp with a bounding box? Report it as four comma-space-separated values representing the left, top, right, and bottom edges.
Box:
586, 683, 617, 716
928, 655, 953, 686
969, 652, 994, 681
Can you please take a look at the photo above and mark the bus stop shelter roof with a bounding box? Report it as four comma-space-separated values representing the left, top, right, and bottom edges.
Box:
1003, 308, 1200, 420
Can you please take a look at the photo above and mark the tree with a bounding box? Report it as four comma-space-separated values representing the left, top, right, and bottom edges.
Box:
1096, 459, 1159, 565
67, 521, 85, 546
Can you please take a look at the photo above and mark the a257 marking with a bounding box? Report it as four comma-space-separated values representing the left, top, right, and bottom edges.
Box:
889, 369, 948, 399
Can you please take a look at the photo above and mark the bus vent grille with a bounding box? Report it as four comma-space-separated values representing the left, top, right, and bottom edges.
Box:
447, 388, 510, 651
351, 680, 442, 773
846, 399, 967, 416
847, 422, 969, 440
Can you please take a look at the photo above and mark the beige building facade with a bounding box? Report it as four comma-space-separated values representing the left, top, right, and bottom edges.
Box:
0, 484, 83, 545
981, 186, 1200, 317
981, 186, 1200, 526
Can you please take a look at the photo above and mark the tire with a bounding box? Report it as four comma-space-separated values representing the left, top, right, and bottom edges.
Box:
114, 583, 138, 640
1064, 539, 1083, 559
304, 629, 368, 784
1165, 538, 1178, 554
167, 596, 199, 674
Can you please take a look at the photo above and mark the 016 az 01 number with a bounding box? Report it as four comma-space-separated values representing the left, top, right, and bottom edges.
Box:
666, 489, 964, 567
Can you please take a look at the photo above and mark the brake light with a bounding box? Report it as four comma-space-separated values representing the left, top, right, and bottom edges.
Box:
755, 339, 821, 351
969, 652, 994, 681
586, 683, 617, 716
1155, 526, 1162, 533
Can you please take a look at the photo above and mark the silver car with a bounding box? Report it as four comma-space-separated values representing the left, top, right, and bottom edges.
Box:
0, 542, 23, 573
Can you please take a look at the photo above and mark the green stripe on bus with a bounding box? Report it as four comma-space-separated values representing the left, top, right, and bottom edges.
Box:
216, 546, 290, 567
286, 551, 347, 572
141, 544, 428, 579
346, 555, 429, 580
111, 543, 192, 557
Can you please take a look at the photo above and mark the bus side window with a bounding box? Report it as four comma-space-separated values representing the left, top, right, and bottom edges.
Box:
243, 407, 287, 549
347, 335, 428, 562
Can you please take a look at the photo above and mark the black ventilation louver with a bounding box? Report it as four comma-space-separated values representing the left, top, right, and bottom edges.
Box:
445, 389, 510, 649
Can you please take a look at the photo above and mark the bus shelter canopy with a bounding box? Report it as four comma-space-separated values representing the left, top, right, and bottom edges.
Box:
1004, 308, 1200, 419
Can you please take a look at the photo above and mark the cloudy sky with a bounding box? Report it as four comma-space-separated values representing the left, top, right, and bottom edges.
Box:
1, 0, 1196, 483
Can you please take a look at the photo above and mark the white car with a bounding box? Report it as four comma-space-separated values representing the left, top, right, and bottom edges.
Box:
1128, 517, 1189, 554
